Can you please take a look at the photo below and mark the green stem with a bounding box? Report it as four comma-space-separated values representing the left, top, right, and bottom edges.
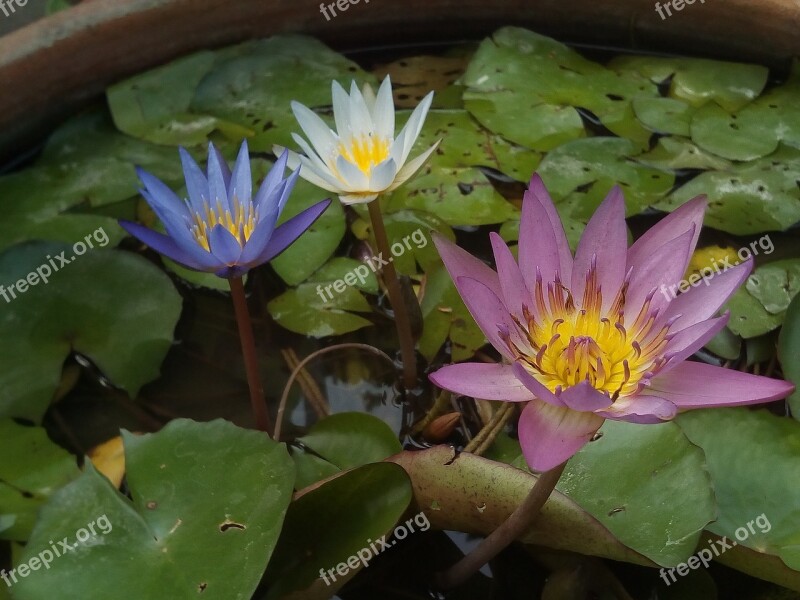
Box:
435, 461, 568, 589
228, 276, 272, 435
367, 200, 418, 390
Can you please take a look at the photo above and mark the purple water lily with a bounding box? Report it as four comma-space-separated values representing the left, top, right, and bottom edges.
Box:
120, 141, 330, 278
430, 175, 794, 472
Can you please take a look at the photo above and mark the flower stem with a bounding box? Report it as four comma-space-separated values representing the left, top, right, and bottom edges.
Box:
435, 461, 568, 590
367, 200, 418, 390
228, 276, 272, 435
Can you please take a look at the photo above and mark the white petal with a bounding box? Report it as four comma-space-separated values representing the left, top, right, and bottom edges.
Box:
339, 192, 379, 205
361, 81, 377, 115
291, 101, 338, 157
297, 155, 347, 193
292, 132, 336, 174
335, 155, 370, 190
348, 80, 375, 138
386, 140, 440, 191
393, 91, 434, 165
274, 146, 301, 171
372, 75, 395, 140
369, 158, 398, 191
332, 80, 352, 139
389, 124, 411, 168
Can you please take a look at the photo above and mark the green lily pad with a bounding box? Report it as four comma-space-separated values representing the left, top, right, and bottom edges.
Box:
267, 283, 373, 338
779, 293, 800, 420
381, 210, 454, 276
191, 36, 376, 151
537, 137, 675, 215
705, 327, 743, 361
270, 178, 344, 287
11, 419, 295, 599
746, 259, 800, 315
309, 257, 378, 295
633, 137, 732, 171
297, 412, 402, 470
558, 420, 716, 567
677, 409, 800, 571
384, 165, 518, 226
632, 97, 695, 136
0, 242, 183, 422
726, 287, 785, 339
690, 102, 779, 161
107, 52, 251, 146
265, 463, 412, 599
609, 55, 768, 112
401, 108, 542, 181
657, 171, 800, 235
289, 449, 342, 491
0, 420, 80, 542
418, 264, 488, 362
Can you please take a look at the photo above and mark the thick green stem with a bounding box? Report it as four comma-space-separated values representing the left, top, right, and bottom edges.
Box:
367, 200, 418, 390
228, 276, 272, 435
436, 461, 568, 589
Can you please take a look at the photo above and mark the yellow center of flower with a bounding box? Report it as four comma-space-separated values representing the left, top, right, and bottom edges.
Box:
190, 198, 257, 252
339, 134, 390, 175
509, 270, 670, 399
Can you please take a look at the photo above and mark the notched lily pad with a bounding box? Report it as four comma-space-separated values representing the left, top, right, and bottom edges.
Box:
267, 283, 373, 338
633, 137, 732, 171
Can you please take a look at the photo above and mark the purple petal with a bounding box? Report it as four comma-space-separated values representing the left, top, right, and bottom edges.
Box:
660, 259, 753, 330
490, 232, 529, 320
228, 141, 252, 208
571, 186, 627, 311
258, 150, 290, 203
179, 147, 209, 212
512, 361, 563, 406
210, 143, 232, 188
628, 195, 706, 273
428, 363, 536, 402
456, 277, 521, 360
259, 199, 331, 263
625, 227, 695, 319
136, 168, 186, 218
207, 224, 242, 265
433, 232, 502, 300
661, 314, 729, 372
648, 361, 795, 408
518, 399, 604, 472
525, 174, 573, 282
519, 179, 570, 290
598, 395, 677, 424
207, 143, 230, 211
559, 380, 613, 411
119, 220, 220, 271
238, 210, 278, 265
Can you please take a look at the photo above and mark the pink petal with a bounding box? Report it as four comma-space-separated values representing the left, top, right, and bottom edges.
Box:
598, 394, 677, 424
559, 380, 614, 411
625, 227, 695, 319
428, 363, 535, 402
518, 400, 604, 472
648, 361, 795, 408
660, 259, 753, 331
490, 232, 530, 320
512, 361, 563, 406
519, 176, 572, 289
433, 232, 501, 299
628, 195, 706, 273
661, 314, 729, 373
456, 277, 520, 360
571, 186, 627, 312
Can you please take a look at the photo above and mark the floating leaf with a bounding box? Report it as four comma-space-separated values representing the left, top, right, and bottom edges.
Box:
677, 409, 800, 571
632, 97, 694, 136
87, 436, 126, 490
558, 420, 716, 567
11, 419, 295, 599
0, 420, 79, 542
418, 265, 487, 362
309, 257, 378, 295
267, 283, 372, 338
745, 259, 800, 315
0, 243, 183, 422
265, 463, 412, 600
380, 210, 453, 276
633, 137, 732, 171
289, 449, 342, 491
726, 287, 784, 339
779, 292, 800, 419
373, 54, 470, 110
537, 137, 674, 216
690, 102, 779, 161
609, 55, 768, 112
705, 327, 743, 361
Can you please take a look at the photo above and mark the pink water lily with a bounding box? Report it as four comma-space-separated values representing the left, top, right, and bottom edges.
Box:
429, 175, 794, 472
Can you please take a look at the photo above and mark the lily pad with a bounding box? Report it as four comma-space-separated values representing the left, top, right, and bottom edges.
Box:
690, 102, 779, 161
0, 420, 80, 542
384, 166, 518, 226
11, 419, 295, 599
677, 409, 800, 571
745, 259, 800, 315
632, 97, 694, 136
726, 287, 785, 339
265, 463, 412, 600
267, 283, 373, 338
270, 178, 344, 287
380, 210, 454, 276
309, 257, 378, 295
633, 137, 732, 171
373, 54, 471, 110
609, 55, 768, 112
779, 293, 800, 419
0, 242, 183, 422
557, 419, 716, 567
191, 36, 376, 151
705, 327, 743, 361
537, 137, 674, 215
418, 264, 489, 362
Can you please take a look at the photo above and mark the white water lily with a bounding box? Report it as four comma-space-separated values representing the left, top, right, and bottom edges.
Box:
277, 75, 438, 205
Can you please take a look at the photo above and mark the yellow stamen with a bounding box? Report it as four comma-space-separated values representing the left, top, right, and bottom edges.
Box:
190, 196, 258, 252
338, 134, 390, 175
